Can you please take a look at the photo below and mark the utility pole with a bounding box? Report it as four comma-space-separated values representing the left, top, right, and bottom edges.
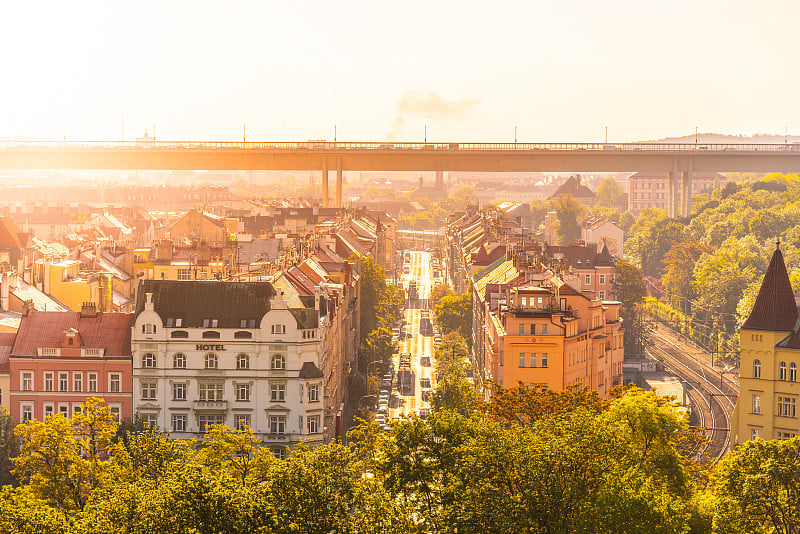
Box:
605, 126, 608, 143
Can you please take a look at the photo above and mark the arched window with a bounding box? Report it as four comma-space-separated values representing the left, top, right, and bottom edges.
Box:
171, 330, 189, 339
234, 331, 252, 339
791, 363, 797, 382
753, 359, 761, 379
272, 354, 285, 370
202, 331, 221, 339
205, 353, 218, 369
237, 353, 250, 370
173, 353, 186, 369
779, 361, 787, 381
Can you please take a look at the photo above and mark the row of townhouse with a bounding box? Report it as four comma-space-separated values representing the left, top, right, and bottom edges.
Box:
447, 210, 624, 396
0, 211, 395, 457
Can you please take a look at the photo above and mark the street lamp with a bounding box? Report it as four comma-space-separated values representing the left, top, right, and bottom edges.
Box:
695, 126, 698, 144
514, 126, 517, 144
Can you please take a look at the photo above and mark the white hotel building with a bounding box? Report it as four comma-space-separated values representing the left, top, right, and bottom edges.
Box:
132, 280, 328, 455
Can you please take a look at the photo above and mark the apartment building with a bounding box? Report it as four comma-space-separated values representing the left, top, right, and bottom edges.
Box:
132, 280, 331, 456
8, 306, 133, 422
733, 245, 800, 444
627, 171, 725, 214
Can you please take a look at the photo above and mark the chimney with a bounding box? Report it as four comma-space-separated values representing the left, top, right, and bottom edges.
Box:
145, 292, 155, 312
418, 176, 424, 189
0, 272, 8, 312
80, 301, 98, 318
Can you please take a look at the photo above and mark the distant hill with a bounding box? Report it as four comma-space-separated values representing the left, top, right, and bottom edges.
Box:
642, 133, 800, 144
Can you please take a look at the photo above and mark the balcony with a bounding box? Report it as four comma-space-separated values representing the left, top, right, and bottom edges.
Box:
193, 400, 228, 411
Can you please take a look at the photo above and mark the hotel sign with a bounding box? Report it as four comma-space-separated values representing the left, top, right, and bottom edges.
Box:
196, 344, 225, 351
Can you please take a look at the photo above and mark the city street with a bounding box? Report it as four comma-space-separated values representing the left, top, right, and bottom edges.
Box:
391, 250, 437, 419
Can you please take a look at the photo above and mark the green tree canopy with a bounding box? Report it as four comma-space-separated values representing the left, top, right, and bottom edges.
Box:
434, 293, 472, 347
550, 194, 585, 244
596, 176, 625, 207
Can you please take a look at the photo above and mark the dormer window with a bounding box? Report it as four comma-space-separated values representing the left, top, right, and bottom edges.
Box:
68, 338, 74, 346
271, 324, 286, 335
202, 318, 220, 328
143, 324, 156, 335
166, 317, 182, 328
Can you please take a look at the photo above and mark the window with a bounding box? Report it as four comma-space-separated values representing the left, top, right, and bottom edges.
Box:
109, 373, 121, 393
73, 373, 82, 392
202, 331, 221, 339
792, 363, 798, 382
175, 318, 182, 327
173, 382, 187, 401
752, 394, 761, 414
44, 404, 54, 418
199, 383, 223, 402
59, 405, 69, 416
234, 331, 253, 339
542, 324, 548, 335
272, 446, 286, 460
235, 414, 251, 431
599, 291, 605, 300
269, 415, 286, 434
198, 414, 225, 433
237, 354, 250, 369
173, 353, 186, 368
22, 405, 33, 422
308, 384, 320, 403
780, 361, 787, 381
518, 324, 525, 335
88, 373, 97, 392
542, 353, 549, 368
59, 372, 68, 392
585, 274, 591, 285
307, 415, 320, 434
530, 353, 537, 367
211, 319, 219, 328
205, 353, 218, 369
141, 381, 157, 400
177, 268, 191, 281
143, 323, 156, 334
272, 354, 285, 370
21, 372, 33, 391
271, 324, 286, 335
44, 372, 54, 392
530, 324, 536, 335
778, 431, 796, 440
172, 414, 187, 432
271, 383, 286, 402
753, 359, 761, 378
519, 353, 526, 368
141, 413, 158, 428
171, 330, 189, 338
599, 275, 605, 285
236, 383, 250, 401
778, 396, 796, 418
142, 353, 156, 368
110, 407, 120, 422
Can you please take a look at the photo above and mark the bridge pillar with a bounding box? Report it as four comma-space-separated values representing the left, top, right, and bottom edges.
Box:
681, 171, 692, 217
667, 172, 677, 218
336, 160, 343, 209
321, 159, 329, 208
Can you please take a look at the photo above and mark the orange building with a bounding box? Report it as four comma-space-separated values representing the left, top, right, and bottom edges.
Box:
498, 283, 624, 397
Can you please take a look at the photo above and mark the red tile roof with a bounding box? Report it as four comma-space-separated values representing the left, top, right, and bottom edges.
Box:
0, 333, 16, 370
11, 311, 133, 357
0, 216, 23, 249
742, 247, 798, 331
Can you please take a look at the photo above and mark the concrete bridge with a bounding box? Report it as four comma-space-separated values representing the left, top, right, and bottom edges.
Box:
2, 140, 800, 216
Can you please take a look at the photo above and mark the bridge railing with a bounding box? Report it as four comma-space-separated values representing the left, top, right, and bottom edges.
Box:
1, 140, 799, 152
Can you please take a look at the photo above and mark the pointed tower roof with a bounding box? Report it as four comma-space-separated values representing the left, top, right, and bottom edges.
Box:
742, 245, 798, 331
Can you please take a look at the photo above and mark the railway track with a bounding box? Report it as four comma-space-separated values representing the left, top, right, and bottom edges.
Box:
646, 331, 739, 463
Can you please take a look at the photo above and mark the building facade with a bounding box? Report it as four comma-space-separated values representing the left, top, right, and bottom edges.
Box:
627, 171, 725, 214
733, 245, 800, 444
132, 280, 329, 456
8, 307, 133, 422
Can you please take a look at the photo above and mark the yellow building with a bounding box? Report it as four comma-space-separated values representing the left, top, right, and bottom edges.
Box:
32, 260, 112, 312
733, 245, 800, 444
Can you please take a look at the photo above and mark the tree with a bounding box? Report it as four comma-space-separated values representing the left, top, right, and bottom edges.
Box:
0, 409, 20, 487
550, 194, 585, 244
529, 198, 551, 230
434, 332, 471, 379
429, 376, 477, 416
434, 293, 472, 347
195, 424, 274, 485
712, 437, 800, 534
358, 255, 387, 341
596, 177, 624, 207
430, 283, 454, 307
13, 398, 118, 512
661, 241, 714, 314
618, 211, 636, 233
359, 326, 397, 375
453, 185, 478, 208
615, 262, 648, 359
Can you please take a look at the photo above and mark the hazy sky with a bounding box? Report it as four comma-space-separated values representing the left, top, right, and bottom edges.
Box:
1, 1, 798, 142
